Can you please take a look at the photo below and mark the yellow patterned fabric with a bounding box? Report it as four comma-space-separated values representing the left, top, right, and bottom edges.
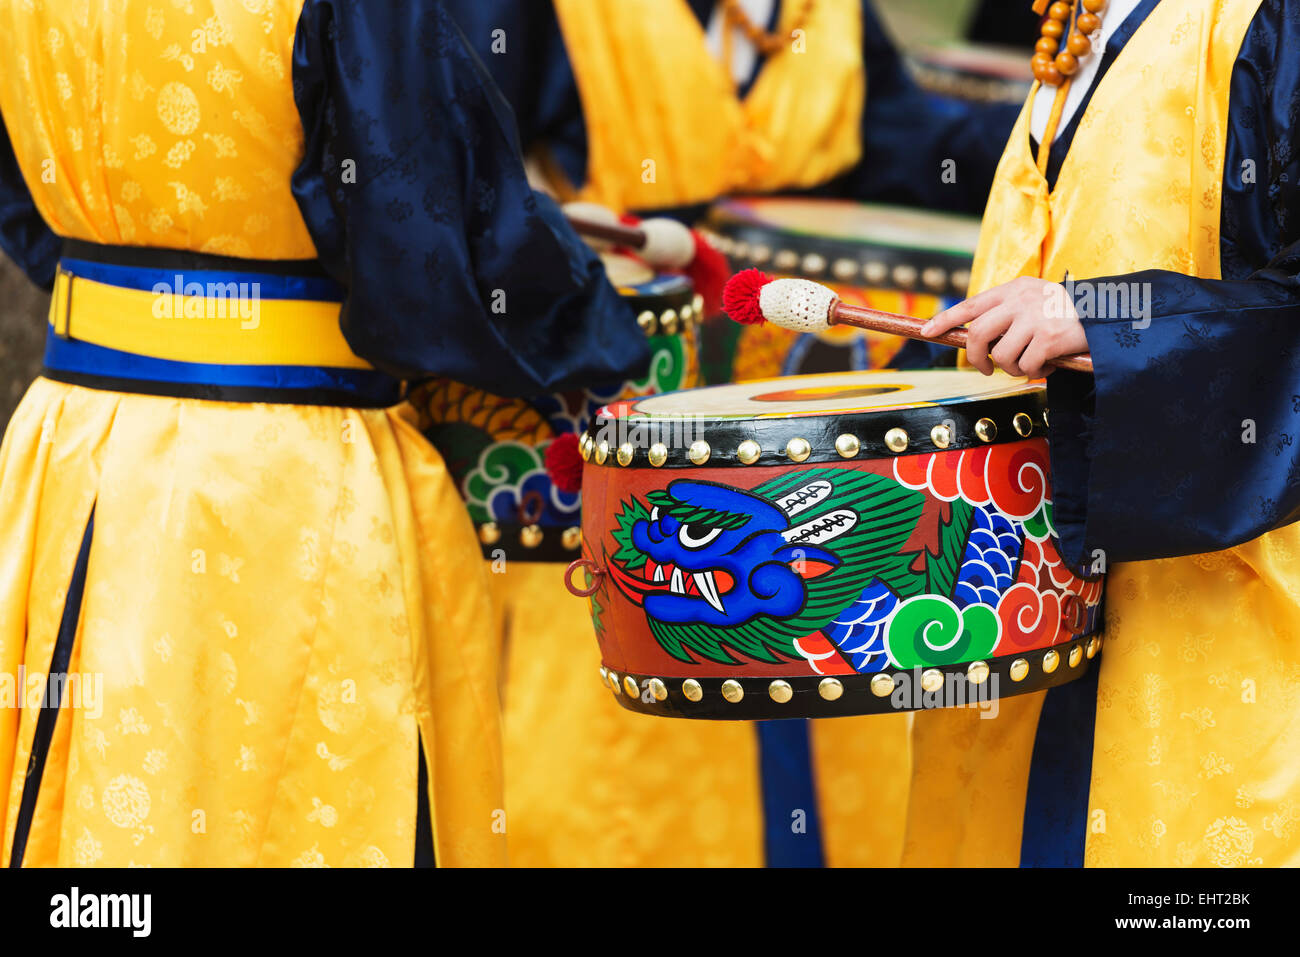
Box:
0, 0, 316, 259
549, 0, 864, 211
493, 562, 912, 867
907, 0, 1278, 867
493, 564, 764, 867
0, 379, 505, 867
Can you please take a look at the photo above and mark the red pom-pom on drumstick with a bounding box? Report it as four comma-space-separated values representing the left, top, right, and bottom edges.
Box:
685, 230, 730, 316
544, 433, 584, 495
721, 269, 774, 325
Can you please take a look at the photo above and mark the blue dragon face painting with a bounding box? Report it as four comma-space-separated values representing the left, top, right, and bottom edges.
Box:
624, 480, 842, 627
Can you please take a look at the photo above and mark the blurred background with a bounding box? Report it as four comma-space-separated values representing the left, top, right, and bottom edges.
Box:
0, 0, 1034, 430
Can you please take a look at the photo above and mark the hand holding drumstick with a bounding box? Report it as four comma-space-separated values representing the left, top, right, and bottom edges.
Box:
721, 270, 1092, 376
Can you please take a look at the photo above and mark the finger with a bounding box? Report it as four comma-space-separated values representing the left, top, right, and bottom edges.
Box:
989, 322, 1035, 377
920, 283, 1011, 337
1019, 341, 1052, 379
965, 305, 1015, 375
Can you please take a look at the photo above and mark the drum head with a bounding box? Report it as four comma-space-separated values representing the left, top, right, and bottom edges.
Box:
628, 369, 1035, 422
713, 197, 981, 258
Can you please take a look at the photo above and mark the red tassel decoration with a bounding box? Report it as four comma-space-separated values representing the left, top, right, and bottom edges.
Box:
685, 231, 730, 317
545, 433, 584, 495
721, 268, 773, 326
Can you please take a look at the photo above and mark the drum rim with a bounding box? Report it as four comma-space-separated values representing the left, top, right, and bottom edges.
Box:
581, 391, 1049, 469
600, 635, 1100, 720
704, 197, 977, 297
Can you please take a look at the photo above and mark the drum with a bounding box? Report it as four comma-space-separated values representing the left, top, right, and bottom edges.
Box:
701, 198, 981, 384
570, 369, 1104, 719
907, 42, 1034, 105
418, 253, 702, 560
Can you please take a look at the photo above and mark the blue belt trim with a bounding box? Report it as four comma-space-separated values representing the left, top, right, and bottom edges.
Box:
1019, 660, 1100, 867
59, 257, 346, 302
43, 330, 404, 406
756, 720, 826, 867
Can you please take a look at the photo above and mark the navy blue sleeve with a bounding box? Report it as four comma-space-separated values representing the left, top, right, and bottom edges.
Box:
290, 0, 648, 396
1045, 0, 1300, 567
441, 0, 588, 190
819, 0, 1022, 216
0, 109, 59, 290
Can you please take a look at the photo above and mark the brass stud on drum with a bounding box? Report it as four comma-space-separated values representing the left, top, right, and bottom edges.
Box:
819, 678, 844, 701
952, 269, 972, 293
786, 437, 811, 463
648, 678, 668, 702
721, 679, 745, 703
768, 680, 794, 704
661, 309, 679, 335
693, 294, 705, 315
967, 660, 990, 685
636, 310, 657, 334
1086, 636, 1101, 659
623, 675, 639, 697
682, 678, 703, 702
616, 443, 634, 467
893, 264, 918, 288
975, 418, 998, 443
599, 666, 608, 684
579, 433, 593, 461
595, 440, 610, 464
864, 261, 888, 284
750, 245, 772, 264
561, 527, 582, 551
648, 443, 669, 468
520, 525, 543, 549
1013, 412, 1034, 437
921, 669, 945, 693
931, 423, 952, 449
832, 258, 859, 281
737, 439, 762, 465
835, 434, 860, 458
1069, 645, 1084, 668
884, 428, 909, 454
1042, 650, 1060, 674
680, 304, 694, 323
922, 267, 948, 292
870, 673, 895, 697
774, 249, 799, 271
479, 522, 501, 546
1009, 658, 1030, 682
688, 440, 711, 465
801, 253, 827, 275
609, 672, 622, 694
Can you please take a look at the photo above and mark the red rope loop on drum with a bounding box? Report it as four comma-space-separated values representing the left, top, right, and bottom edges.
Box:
564, 558, 604, 598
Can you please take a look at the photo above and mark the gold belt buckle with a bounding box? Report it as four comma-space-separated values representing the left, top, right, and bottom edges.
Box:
50, 264, 76, 340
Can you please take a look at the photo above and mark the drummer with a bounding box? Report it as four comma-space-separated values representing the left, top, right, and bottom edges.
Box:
916, 0, 1300, 867
444, 0, 1021, 869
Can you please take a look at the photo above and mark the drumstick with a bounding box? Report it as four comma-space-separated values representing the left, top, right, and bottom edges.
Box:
566, 214, 647, 249
721, 269, 1094, 375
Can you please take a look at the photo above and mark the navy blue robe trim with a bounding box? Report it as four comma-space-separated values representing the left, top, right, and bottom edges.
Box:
9, 510, 94, 868
756, 720, 826, 867
1019, 658, 1101, 867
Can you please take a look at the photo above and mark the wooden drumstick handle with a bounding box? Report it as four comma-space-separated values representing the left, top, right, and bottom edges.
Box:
722, 270, 1095, 375
565, 214, 646, 249
830, 299, 1095, 374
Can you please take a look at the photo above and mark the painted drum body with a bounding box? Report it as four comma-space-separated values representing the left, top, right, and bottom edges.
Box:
576, 370, 1105, 720
418, 255, 702, 561
907, 42, 1034, 106
701, 198, 981, 384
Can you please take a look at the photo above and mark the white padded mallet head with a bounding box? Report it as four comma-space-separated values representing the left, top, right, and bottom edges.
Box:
638, 217, 696, 270
758, 278, 838, 333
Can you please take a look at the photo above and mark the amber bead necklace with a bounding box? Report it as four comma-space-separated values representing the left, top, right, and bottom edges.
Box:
1028, 0, 1106, 173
